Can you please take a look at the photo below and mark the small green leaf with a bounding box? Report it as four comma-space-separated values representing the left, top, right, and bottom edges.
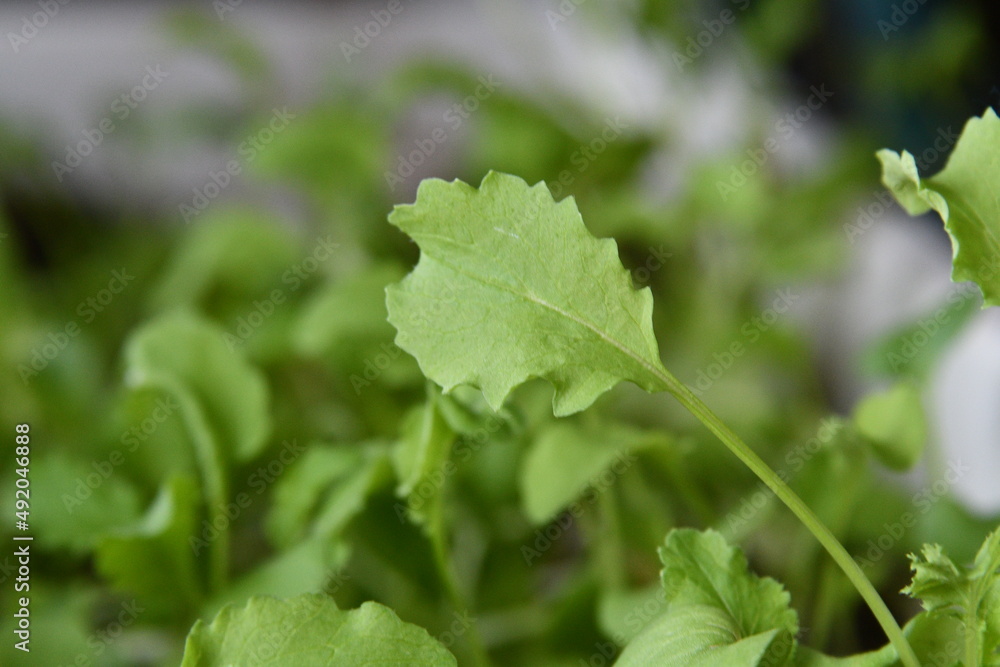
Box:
125, 312, 271, 463
386, 171, 668, 417
96, 476, 203, 620
151, 208, 300, 310
615, 607, 780, 666
181, 594, 457, 666
658, 529, 799, 641
903, 527, 1000, 666
392, 393, 457, 527
617, 529, 799, 666
878, 108, 1000, 306
520, 421, 663, 524
853, 382, 927, 471
267, 442, 392, 548
15, 453, 142, 555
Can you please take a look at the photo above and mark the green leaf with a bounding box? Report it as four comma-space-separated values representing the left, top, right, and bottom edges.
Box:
658, 529, 799, 640
181, 594, 457, 666
150, 209, 300, 311
853, 382, 927, 471
386, 171, 668, 417
125, 311, 271, 464
903, 527, 1000, 666
520, 421, 664, 524
267, 442, 392, 548
96, 476, 203, 620
616, 529, 800, 666
392, 393, 457, 524
615, 607, 781, 666
14, 453, 142, 555
877, 108, 1000, 306
294, 263, 405, 357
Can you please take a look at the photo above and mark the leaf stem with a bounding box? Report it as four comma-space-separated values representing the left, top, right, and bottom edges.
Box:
652, 369, 919, 667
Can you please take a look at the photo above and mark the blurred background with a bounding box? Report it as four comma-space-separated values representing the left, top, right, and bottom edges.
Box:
1, 0, 999, 664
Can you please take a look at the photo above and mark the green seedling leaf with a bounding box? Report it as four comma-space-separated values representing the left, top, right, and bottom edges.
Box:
151, 208, 300, 311
393, 393, 457, 526
125, 311, 271, 463
520, 421, 665, 524
616, 607, 781, 666
386, 171, 668, 417
617, 529, 799, 666
878, 108, 1000, 306
96, 476, 203, 620
267, 442, 392, 548
903, 527, 1000, 666
17, 453, 142, 555
181, 594, 457, 666
853, 382, 927, 471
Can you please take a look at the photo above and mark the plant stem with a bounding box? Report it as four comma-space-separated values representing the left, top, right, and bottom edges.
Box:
652, 370, 920, 667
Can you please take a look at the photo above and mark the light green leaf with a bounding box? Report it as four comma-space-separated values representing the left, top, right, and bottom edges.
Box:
520, 421, 663, 524
96, 476, 203, 619
151, 208, 300, 311
267, 442, 392, 548
878, 108, 1000, 306
393, 394, 456, 522
125, 312, 271, 463
386, 171, 668, 417
616, 529, 799, 666
294, 263, 405, 357
13, 453, 142, 555
853, 382, 927, 471
181, 594, 457, 666
793, 645, 895, 666
659, 529, 798, 638
615, 606, 780, 666
903, 527, 1000, 666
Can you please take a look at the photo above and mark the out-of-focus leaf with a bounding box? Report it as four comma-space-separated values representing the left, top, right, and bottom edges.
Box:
96, 476, 202, 620
181, 594, 456, 666
124, 312, 270, 464
853, 383, 927, 471
267, 442, 392, 548
520, 421, 665, 524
